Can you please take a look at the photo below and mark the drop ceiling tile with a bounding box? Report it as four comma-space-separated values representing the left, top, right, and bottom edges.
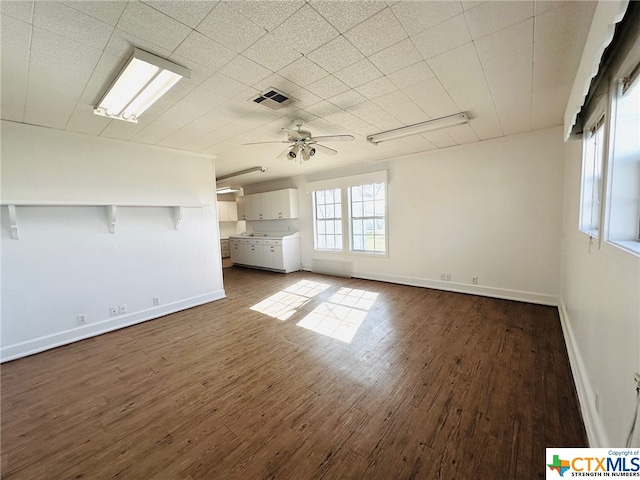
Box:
343, 7, 406, 56
1, 46, 29, 122
172, 31, 237, 71
390, 1, 463, 36
401, 135, 437, 152
464, 1, 533, 40
411, 14, 471, 60
65, 104, 111, 135
271, 4, 339, 55
166, 54, 216, 86
305, 101, 342, 118
387, 61, 434, 89
220, 55, 272, 87
226, 1, 304, 31
289, 88, 323, 108
100, 114, 151, 141
142, 0, 215, 28
79, 70, 116, 105
197, 3, 267, 54
474, 17, 533, 65
62, 1, 126, 26
468, 106, 504, 140
278, 57, 329, 88
355, 76, 398, 100
371, 91, 427, 125
496, 103, 531, 136
94, 52, 124, 75
105, 29, 173, 60
253, 74, 300, 97
534, 1, 595, 45
461, 1, 487, 10
310, 1, 385, 33
446, 124, 480, 144
369, 39, 422, 75
33, 1, 113, 50
30, 26, 102, 74
323, 109, 361, 128
306, 75, 350, 100
307, 35, 363, 74
534, 0, 569, 16
421, 130, 457, 148
334, 59, 382, 88
1, 14, 31, 50
161, 88, 228, 124
133, 118, 184, 145
242, 34, 302, 72
1, 0, 33, 23
427, 41, 481, 79
350, 101, 402, 130
328, 89, 368, 109
116, 1, 191, 51
156, 120, 214, 148
404, 78, 459, 119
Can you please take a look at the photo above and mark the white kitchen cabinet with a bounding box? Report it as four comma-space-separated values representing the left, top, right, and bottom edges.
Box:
229, 233, 300, 273
239, 189, 298, 221
217, 201, 238, 222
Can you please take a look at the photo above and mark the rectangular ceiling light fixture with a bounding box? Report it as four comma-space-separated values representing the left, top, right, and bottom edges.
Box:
94, 48, 190, 123
367, 112, 469, 144
216, 187, 241, 195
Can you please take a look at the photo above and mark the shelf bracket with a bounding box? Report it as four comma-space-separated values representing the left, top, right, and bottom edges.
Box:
174, 206, 183, 230
108, 205, 117, 233
8, 205, 19, 239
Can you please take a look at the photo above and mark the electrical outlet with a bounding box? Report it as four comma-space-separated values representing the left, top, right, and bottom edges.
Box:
77, 314, 87, 325
472, 276, 478, 285
109, 306, 118, 316
445, 274, 451, 281
440, 274, 446, 280
118, 304, 127, 314
153, 297, 160, 306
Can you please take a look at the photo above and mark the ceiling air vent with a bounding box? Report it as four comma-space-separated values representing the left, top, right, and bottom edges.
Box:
250, 88, 296, 111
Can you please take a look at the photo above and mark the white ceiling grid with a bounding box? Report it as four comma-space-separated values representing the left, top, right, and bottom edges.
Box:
0, 0, 596, 183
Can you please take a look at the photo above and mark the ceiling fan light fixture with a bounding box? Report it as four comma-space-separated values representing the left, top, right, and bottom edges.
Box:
288, 145, 300, 160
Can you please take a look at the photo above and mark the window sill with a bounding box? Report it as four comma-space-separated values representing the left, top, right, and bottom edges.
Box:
608, 240, 640, 257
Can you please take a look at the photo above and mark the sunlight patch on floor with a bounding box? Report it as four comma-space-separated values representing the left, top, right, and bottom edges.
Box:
296, 288, 378, 343
250, 280, 331, 320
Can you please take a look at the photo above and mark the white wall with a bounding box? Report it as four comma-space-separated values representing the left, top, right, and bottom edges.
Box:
560, 138, 640, 446
1, 121, 224, 361
270, 127, 563, 304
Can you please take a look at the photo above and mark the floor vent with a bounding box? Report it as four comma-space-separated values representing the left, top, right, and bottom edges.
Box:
311, 259, 353, 278
250, 88, 296, 110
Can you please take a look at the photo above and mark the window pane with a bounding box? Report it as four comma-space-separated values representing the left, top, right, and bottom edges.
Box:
374, 235, 385, 252
317, 235, 326, 249
314, 188, 343, 250
353, 219, 363, 234
335, 220, 342, 234
353, 235, 364, 250
326, 221, 334, 234
352, 201, 363, 217
365, 219, 375, 233
375, 200, 385, 216
364, 200, 375, 216
316, 190, 325, 204
351, 185, 362, 201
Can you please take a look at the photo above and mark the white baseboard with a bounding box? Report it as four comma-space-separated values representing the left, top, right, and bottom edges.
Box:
1, 290, 226, 363
557, 300, 609, 447
300, 265, 558, 306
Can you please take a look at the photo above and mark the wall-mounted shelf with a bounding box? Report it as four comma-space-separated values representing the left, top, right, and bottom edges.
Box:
1, 202, 207, 238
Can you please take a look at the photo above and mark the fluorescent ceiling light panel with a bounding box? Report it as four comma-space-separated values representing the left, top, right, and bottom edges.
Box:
94, 48, 190, 123
367, 113, 469, 144
216, 187, 241, 194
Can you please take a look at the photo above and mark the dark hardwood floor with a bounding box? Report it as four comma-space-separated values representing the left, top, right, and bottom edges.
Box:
1, 266, 586, 479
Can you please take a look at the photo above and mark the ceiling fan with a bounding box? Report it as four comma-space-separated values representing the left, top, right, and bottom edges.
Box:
244, 119, 354, 162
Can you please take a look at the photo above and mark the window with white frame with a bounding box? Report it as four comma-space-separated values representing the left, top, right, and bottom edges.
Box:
313, 188, 342, 251
349, 183, 386, 254
607, 71, 640, 254
580, 116, 606, 236
311, 180, 388, 255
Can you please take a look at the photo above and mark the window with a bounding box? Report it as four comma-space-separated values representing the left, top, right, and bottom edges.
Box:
313, 188, 342, 251
607, 73, 640, 254
349, 183, 386, 253
312, 182, 388, 255
580, 116, 605, 236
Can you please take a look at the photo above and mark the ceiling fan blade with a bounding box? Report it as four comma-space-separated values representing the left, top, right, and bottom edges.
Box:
308, 135, 354, 142
243, 140, 291, 145
313, 143, 338, 156
276, 147, 291, 159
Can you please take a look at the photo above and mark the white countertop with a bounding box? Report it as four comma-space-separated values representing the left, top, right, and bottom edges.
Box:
229, 231, 300, 240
